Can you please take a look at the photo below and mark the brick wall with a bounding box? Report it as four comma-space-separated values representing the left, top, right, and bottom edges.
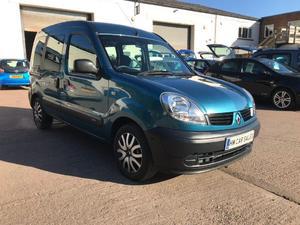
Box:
259, 11, 300, 42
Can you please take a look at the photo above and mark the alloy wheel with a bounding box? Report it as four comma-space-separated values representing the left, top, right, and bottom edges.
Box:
33, 101, 43, 122
273, 91, 291, 109
117, 132, 143, 173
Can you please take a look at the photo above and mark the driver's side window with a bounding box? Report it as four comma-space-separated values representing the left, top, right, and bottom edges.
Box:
68, 34, 98, 74
241, 61, 265, 75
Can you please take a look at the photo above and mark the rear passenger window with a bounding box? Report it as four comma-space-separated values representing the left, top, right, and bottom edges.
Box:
272, 54, 290, 66
31, 31, 47, 74
221, 61, 239, 73
67, 34, 98, 74
44, 35, 64, 73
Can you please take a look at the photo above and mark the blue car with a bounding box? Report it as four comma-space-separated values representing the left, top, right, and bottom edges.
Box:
29, 21, 260, 181
0, 59, 30, 88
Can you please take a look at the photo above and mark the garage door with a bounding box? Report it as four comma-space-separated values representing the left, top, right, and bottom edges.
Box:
153, 22, 191, 50
21, 6, 91, 32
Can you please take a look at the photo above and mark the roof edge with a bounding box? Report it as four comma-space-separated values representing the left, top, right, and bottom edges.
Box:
126, 0, 258, 21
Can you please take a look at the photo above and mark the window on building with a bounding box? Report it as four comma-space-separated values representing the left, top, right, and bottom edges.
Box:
238, 27, 252, 39
67, 34, 98, 74
264, 24, 274, 38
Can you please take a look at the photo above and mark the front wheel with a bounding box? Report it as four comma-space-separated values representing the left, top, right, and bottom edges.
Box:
32, 98, 53, 129
113, 124, 157, 181
272, 89, 295, 110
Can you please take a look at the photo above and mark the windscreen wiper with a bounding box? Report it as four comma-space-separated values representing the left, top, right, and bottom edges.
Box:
138, 71, 175, 76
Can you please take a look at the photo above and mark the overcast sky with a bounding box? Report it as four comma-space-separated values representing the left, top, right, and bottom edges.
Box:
182, 0, 300, 18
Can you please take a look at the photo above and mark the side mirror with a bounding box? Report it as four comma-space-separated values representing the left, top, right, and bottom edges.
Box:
74, 59, 98, 75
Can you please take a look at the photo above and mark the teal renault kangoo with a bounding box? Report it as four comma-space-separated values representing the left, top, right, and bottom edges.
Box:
29, 21, 260, 181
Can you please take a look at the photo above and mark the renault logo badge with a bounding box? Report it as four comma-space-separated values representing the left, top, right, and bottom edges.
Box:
236, 113, 241, 125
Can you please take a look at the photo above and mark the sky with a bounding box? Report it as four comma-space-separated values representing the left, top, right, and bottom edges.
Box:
182, 0, 300, 18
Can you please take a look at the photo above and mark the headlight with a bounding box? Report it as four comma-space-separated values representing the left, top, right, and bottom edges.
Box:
160, 92, 207, 124
244, 89, 256, 116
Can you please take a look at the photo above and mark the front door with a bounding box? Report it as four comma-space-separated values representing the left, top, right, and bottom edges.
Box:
60, 33, 109, 136
240, 60, 273, 97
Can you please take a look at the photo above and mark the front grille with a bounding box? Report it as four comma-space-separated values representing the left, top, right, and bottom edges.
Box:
208, 112, 233, 125
241, 108, 252, 121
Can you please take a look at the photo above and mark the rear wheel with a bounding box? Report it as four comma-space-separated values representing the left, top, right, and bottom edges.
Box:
113, 123, 157, 181
272, 89, 295, 110
32, 98, 53, 129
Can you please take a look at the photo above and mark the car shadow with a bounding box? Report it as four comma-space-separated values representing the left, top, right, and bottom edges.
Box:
0, 106, 178, 185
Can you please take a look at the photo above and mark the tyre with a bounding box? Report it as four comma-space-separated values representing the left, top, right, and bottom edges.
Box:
113, 123, 157, 181
272, 89, 295, 110
32, 98, 53, 129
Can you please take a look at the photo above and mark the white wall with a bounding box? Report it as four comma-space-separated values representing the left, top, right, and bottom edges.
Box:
0, 0, 259, 59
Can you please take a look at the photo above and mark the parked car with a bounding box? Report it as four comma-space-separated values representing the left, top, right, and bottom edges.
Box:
0, 59, 30, 88
177, 49, 197, 60
200, 45, 256, 61
253, 48, 300, 71
207, 57, 300, 110
186, 58, 216, 73
29, 21, 260, 181
198, 51, 216, 60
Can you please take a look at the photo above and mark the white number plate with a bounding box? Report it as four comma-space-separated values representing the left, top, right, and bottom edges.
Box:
225, 130, 255, 151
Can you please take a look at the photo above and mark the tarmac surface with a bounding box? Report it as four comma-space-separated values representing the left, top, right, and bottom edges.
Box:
0, 88, 299, 225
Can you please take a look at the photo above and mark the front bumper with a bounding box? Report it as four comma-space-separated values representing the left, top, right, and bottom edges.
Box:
145, 119, 260, 174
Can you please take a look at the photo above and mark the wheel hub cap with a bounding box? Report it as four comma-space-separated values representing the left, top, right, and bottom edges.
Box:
274, 91, 291, 109
117, 133, 142, 173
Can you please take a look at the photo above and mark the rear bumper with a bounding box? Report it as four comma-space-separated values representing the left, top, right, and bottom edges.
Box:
0, 74, 30, 86
145, 119, 260, 174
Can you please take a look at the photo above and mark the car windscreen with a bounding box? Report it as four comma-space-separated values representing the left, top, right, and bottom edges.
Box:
0, 60, 29, 73
99, 35, 192, 76
258, 58, 297, 74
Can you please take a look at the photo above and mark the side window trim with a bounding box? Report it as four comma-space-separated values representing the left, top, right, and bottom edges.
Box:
66, 32, 99, 79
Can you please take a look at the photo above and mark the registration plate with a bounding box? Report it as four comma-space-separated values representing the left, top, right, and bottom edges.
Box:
10, 74, 23, 79
225, 130, 255, 151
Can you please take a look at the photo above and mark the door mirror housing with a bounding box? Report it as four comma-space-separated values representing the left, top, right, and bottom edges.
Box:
73, 59, 98, 75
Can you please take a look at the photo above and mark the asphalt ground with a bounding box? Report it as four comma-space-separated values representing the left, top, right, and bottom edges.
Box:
0, 87, 299, 225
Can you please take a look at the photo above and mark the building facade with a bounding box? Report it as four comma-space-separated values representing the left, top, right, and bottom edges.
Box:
259, 11, 300, 46
0, 0, 260, 60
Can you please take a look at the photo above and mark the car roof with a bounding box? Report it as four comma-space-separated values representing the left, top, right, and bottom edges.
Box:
42, 21, 164, 42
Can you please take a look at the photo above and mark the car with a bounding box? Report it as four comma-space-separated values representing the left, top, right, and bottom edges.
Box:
198, 51, 216, 60
186, 58, 216, 74
177, 49, 197, 60
207, 57, 300, 110
253, 48, 300, 71
0, 59, 30, 89
201, 45, 257, 61
29, 21, 260, 181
